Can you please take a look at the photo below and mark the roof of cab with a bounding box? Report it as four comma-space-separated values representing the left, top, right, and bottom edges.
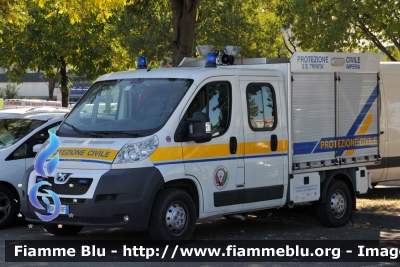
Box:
95, 66, 284, 82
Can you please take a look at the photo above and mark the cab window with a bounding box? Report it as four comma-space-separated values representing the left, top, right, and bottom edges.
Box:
246, 83, 277, 131
6, 122, 61, 160
0, 119, 44, 149
60, 78, 193, 138
188, 82, 231, 137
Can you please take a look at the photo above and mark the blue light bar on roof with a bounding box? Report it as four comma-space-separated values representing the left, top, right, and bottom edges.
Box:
205, 53, 216, 68
137, 56, 147, 69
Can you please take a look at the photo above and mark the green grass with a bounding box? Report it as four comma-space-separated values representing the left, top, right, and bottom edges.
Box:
357, 198, 400, 215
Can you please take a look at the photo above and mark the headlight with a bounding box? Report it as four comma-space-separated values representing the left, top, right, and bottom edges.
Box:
113, 135, 159, 164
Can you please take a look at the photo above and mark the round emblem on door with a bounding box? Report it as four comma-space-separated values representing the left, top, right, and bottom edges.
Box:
214, 165, 229, 190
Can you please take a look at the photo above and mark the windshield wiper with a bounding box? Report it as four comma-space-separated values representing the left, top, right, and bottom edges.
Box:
63, 122, 98, 137
85, 131, 143, 137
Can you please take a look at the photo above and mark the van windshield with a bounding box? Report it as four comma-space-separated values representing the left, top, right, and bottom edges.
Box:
58, 78, 193, 138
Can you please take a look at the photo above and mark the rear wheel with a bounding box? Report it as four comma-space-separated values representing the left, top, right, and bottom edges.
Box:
0, 185, 18, 229
43, 223, 83, 236
315, 179, 352, 227
148, 188, 196, 241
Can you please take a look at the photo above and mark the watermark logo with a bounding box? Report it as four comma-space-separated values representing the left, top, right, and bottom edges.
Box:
29, 131, 61, 222
34, 131, 60, 177
29, 181, 61, 222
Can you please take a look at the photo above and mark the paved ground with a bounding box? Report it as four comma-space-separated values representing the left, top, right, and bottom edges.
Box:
2, 213, 400, 267
1, 181, 399, 267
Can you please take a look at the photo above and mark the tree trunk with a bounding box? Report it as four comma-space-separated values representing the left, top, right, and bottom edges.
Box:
170, 0, 201, 66
59, 57, 69, 107
357, 21, 397, 61
48, 78, 56, 101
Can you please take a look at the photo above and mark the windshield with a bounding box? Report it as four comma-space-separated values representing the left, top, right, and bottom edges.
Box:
0, 118, 45, 149
58, 78, 193, 138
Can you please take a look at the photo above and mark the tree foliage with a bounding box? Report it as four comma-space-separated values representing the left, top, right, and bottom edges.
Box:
0, 82, 21, 99
120, 0, 289, 66
31, 0, 202, 66
118, 1, 173, 67
196, 0, 289, 58
32, 0, 127, 24
0, 2, 129, 106
0, 0, 29, 35
276, 0, 400, 60
124, 0, 202, 66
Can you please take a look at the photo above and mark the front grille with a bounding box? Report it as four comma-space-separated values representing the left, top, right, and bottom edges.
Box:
38, 177, 93, 195
59, 198, 86, 204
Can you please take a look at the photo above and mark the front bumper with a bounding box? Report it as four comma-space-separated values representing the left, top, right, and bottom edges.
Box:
21, 167, 164, 229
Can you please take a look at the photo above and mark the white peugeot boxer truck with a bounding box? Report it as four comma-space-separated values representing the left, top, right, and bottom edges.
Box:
21, 49, 380, 241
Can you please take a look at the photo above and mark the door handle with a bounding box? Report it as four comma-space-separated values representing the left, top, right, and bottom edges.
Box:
271, 135, 278, 151
230, 137, 237, 154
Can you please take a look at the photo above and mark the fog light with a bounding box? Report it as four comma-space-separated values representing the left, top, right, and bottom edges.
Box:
36, 177, 45, 182
78, 179, 88, 185
123, 215, 129, 222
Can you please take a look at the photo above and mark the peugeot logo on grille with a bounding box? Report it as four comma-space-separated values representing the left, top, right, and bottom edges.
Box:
54, 173, 72, 184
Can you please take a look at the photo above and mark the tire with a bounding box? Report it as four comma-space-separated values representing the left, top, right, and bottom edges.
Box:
43, 223, 83, 236
315, 179, 352, 227
148, 188, 196, 241
0, 185, 18, 229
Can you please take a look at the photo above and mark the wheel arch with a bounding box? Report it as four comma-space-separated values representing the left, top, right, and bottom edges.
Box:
157, 178, 201, 219
0, 182, 20, 207
0, 182, 20, 228
320, 170, 356, 210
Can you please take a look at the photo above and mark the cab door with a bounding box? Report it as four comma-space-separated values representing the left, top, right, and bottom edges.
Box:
239, 76, 287, 210
182, 76, 245, 214
6, 122, 61, 174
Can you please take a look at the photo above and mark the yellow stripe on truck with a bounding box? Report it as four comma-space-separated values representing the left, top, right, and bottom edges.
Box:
183, 143, 233, 159
150, 140, 289, 163
345, 110, 373, 156
150, 146, 183, 161
50, 148, 119, 161
244, 140, 288, 154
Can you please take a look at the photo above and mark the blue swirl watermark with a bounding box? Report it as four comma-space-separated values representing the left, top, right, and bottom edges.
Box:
29, 131, 62, 222
29, 181, 61, 221
34, 131, 60, 178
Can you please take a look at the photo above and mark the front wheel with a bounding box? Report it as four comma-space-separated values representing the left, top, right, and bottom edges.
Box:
43, 223, 83, 236
0, 185, 18, 229
148, 188, 196, 241
315, 179, 352, 227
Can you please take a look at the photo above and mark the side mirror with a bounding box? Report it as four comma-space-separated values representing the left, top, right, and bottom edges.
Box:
32, 143, 43, 153
187, 112, 212, 143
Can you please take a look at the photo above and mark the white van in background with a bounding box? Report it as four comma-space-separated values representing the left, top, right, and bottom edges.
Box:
2, 99, 62, 109
368, 63, 400, 185
0, 110, 68, 228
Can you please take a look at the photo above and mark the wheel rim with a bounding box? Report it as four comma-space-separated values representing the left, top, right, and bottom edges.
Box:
330, 189, 346, 218
0, 192, 11, 223
165, 201, 187, 236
